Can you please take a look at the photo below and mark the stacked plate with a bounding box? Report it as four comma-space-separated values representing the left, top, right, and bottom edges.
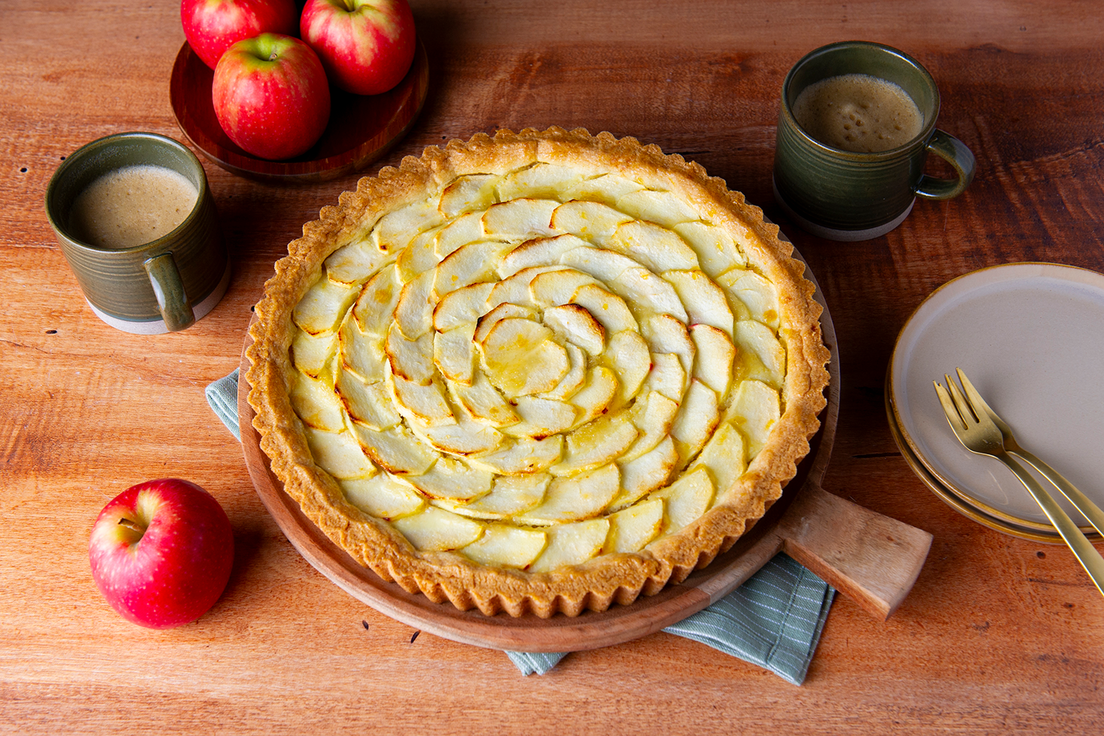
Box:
886, 263, 1104, 543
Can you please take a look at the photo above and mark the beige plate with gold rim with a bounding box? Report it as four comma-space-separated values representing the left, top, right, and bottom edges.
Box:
887, 263, 1104, 540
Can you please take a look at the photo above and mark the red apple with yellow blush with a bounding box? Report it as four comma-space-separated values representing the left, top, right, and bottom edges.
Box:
300, 0, 417, 95
89, 479, 234, 629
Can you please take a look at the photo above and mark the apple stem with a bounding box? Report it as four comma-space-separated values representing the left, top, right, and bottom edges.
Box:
117, 517, 144, 534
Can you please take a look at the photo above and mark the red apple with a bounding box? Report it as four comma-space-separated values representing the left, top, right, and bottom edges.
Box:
300, 0, 416, 96
89, 479, 234, 629
212, 33, 331, 160
181, 0, 299, 70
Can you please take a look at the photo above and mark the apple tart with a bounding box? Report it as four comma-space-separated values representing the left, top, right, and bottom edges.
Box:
247, 127, 830, 618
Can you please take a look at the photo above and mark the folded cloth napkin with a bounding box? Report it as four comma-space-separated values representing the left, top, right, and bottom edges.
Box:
208, 369, 834, 684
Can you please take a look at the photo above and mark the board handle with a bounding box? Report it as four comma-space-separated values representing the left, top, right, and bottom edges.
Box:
780, 484, 932, 621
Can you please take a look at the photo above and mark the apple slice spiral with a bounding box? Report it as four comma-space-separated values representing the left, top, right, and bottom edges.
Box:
249, 128, 829, 617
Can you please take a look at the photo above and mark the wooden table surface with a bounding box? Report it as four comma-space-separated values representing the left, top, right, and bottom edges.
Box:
3, 1, 1102, 732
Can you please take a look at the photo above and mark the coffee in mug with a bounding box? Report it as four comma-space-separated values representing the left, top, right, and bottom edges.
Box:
791, 73, 923, 153
45, 133, 230, 334
773, 41, 976, 241
69, 164, 200, 250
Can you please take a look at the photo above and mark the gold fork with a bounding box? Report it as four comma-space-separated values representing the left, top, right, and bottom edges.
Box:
934, 370, 1104, 598
952, 368, 1104, 538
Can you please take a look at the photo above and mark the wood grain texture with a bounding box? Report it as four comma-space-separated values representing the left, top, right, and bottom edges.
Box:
2, 0, 1103, 733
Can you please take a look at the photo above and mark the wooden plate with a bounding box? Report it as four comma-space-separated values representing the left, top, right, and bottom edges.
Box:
170, 40, 429, 184
239, 251, 931, 652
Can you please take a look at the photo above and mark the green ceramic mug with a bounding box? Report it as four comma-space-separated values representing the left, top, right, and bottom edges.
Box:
773, 41, 976, 241
45, 132, 230, 333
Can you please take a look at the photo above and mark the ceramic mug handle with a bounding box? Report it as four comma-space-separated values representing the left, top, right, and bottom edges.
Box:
914, 129, 976, 201
143, 252, 196, 332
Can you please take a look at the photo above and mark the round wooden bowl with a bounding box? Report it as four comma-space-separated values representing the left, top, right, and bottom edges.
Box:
170, 40, 430, 184
239, 250, 844, 652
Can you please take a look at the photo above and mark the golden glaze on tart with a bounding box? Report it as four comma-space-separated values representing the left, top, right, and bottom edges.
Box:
247, 128, 830, 618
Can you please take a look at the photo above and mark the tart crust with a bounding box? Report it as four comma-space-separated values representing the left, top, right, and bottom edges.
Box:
247, 127, 830, 618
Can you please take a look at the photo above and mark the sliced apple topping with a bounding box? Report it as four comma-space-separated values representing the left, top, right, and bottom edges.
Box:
544, 303, 605, 355
450, 372, 520, 428
433, 282, 495, 332
352, 423, 438, 476
569, 283, 638, 334
690, 324, 736, 396
501, 396, 577, 440
389, 373, 455, 428
400, 456, 492, 501
614, 435, 677, 508
734, 319, 786, 388
369, 198, 442, 255
392, 506, 485, 552
718, 268, 781, 330
550, 200, 632, 243
559, 245, 638, 282
552, 413, 639, 477
336, 368, 401, 431
480, 319, 569, 396
438, 173, 498, 218
653, 467, 715, 535
539, 342, 587, 401
641, 313, 695, 376
673, 221, 747, 277
663, 270, 735, 338
603, 330, 651, 403
339, 318, 387, 383
341, 474, 425, 520
392, 270, 435, 339
622, 390, 679, 461
605, 497, 664, 553
294, 276, 359, 335
420, 415, 503, 456
607, 220, 699, 273
432, 211, 485, 260
433, 323, 477, 386
568, 365, 619, 423
528, 268, 600, 308
291, 329, 338, 379
324, 240, 387, 286
304, 427, 377, 480
291, 372, 346, 432
561, 173, 643, 206
644, 353, 688, 403
396, 228, 442, 283
499, 234, 591, 278
452, 473, 551, 519
517, 463, 621, 525
385, 326, 435, 384
432, 240, 513, 299
528, 518, 611, 573
481, 198, 559, 240
461, 524, 548, 569
688, 422, 747, 497
495, 162, 586, 202
730, 379, 780, 461
468, 435, 564, 475
611, 266, 689, 323
615, 188, 700, 227
284, 155, 801, 576
353, 264, 403, 337
670, 379, 720, 464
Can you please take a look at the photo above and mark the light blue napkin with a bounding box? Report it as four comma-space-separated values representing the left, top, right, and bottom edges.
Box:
209, 369, 834, 684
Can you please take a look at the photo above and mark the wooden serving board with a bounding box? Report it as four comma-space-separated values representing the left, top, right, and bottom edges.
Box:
237, 283, 931, 651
